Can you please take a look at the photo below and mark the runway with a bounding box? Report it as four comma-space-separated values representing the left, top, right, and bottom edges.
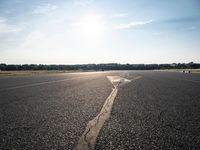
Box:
0, 71, 199, 149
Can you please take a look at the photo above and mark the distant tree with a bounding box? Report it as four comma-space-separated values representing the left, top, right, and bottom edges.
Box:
0, 63, 199, 71
0, 64, 7, 71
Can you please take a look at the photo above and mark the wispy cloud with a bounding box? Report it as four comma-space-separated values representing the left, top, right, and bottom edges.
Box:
33, 3, 57, 14
0, 18, 22, 33
114, 20, 153, 29
74, 0, 93, 6
112, 13, 129, 18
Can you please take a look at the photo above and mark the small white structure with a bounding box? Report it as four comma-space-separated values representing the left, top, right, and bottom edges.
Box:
182, 70, 191, 73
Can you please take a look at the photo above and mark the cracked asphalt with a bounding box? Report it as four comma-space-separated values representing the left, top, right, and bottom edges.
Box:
96, 71, 200, 150
0, 71, 200, 150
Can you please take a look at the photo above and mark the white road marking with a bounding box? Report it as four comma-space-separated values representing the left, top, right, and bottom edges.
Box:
107, 76, 131, 88
75, 88, 118, 150
75, 76, 141, 150
0, 76, 92, 91
131, 76, 142, 81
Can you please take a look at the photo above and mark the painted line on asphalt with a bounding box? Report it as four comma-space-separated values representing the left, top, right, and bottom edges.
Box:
74, 76, 141, 150
131, 76, 142, 81
75, 87, 118, 150
0, 76, 92, 91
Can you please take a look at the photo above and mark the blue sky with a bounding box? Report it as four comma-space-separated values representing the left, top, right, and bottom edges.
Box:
0, 0, 200, 64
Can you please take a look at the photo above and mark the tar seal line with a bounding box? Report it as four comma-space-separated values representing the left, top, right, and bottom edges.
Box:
74, 76, 141, 150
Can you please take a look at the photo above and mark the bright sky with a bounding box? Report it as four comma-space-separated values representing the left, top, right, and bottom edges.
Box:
0, 0, 200, 64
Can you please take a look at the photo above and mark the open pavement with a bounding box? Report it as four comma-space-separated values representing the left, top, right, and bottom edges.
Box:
0, 71, 200, 149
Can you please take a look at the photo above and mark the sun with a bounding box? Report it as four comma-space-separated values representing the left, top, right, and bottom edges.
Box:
81, 15, 103, 35
78, 14, 106, 41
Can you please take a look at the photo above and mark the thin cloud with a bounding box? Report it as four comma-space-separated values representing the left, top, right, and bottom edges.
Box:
112, 13, 129, 18
33, 3, 57, 14
114, 20, 153, 29
0, 18, 22, 33
74, 0, 93, 6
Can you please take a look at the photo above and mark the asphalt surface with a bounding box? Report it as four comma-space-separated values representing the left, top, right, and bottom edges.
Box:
0, 71, 200, 150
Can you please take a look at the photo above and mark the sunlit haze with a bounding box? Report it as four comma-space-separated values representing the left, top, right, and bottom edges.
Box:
0, 0, 200, 64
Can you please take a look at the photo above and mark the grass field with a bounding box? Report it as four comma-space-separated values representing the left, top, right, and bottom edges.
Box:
0, 70, 82, 76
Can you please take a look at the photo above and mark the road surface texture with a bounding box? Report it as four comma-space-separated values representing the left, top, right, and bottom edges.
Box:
0, 71, 200, 150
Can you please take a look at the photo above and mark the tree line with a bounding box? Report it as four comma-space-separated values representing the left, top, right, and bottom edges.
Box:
0, 62, 199, 71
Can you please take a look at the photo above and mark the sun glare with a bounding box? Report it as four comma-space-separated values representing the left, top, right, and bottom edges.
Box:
78, 14, 106, 41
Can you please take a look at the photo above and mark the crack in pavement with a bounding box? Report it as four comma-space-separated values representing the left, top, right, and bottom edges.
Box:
75, 88, 118, 150
74, 76, 142, 150
84, 89, 116, 150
